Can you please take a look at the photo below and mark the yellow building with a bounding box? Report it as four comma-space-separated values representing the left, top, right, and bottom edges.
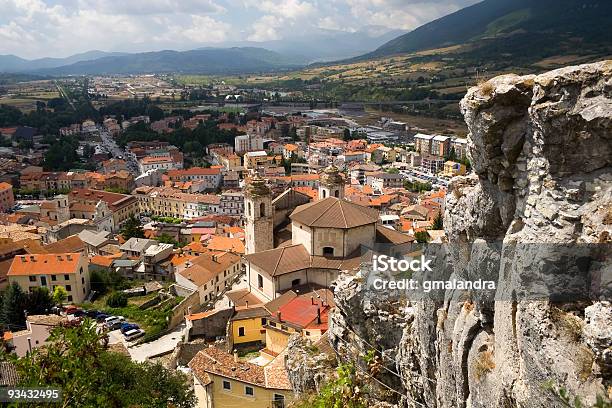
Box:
189, 346, 292, 408
442, 160, 467, 177
263, 294, 331, 356
230, 306, 268, 346
228, 291, 298, 347
7, 252, 90, 304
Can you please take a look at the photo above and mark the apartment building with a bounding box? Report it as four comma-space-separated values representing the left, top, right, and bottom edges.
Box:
7, 252, 90, 304
166, 167, 222, 191
414, 133, 434, 156
234, 134, 264, 153
69, 189, 140, 231
175, 251, 242, 304
134, 186, 220, 219
0, 182, 15, 212
219, 192, 244, 216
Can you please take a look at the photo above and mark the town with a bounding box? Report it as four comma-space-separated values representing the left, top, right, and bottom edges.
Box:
1, 0, 609, 407
0, 81, 464, 406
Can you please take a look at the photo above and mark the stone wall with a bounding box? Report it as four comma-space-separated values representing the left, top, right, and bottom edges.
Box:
317, 61, 612, 408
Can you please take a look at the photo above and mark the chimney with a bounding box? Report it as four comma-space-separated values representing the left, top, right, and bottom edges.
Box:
277, 311, 282, 322
233, 350, 239, 363
311, 296, 315, 305
245, 301, 249, 309
317, 307, 321, 325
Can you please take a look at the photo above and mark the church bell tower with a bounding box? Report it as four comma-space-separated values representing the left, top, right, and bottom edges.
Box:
318, 165, 344, 200
244, 173, 274, 255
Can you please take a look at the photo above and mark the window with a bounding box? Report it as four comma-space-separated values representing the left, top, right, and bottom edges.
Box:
64, 274, 69, 280
222, 380, 231, 391
29, 276, 36, 282
67, 295, 73, 302
322, 190, 326, 198
334, 190, 340, 198
245, 386, 254, 396
259, 202, 265, 217
51, 275, 57, 281
291, 278, 301, 287
323, 247, 334, 256
247, 202, 251, 217
257, 274, 263, 289
66, 285, 72, 291
273, 394, 286, 408
261, 318, 267, 326
238, 327, 245, 337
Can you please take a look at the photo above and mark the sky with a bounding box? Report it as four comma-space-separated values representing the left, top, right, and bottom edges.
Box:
0, 0, 481, 59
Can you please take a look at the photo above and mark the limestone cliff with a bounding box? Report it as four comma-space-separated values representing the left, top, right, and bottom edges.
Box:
291, 61, 612, 407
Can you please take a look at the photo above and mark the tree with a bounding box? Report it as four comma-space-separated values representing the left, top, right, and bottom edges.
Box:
415, 231, 430, 243
25, 287, 54, 315
121, 214, 145, 240
52, 286, 68, 305
106, 291, 128, 308
0, 282, 27, 328
9, 320, 196, 407
343, 128, 351, 141
432, 212, 443, 230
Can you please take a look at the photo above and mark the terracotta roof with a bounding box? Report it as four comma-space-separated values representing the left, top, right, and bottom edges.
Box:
167, 167, 221, 177
90, 254, 122, 267
205, 236, 244, 254
44, 235, 85, 254
178, 251, 240, 287
8, 253, 82, 276
170, 253, 196, 267
225, 288, 265, 307
189, 347, 266, 387
264, 290, 298, 314
290, 197, 379, 228
263, 348, 292, 390
375, 225, 414, 244
244, 245, 310, 277
245, 244, 362, 277
272, 296, 330, 330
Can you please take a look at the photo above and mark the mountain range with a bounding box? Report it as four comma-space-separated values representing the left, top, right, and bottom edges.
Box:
0, 0, 610, 76
0, 28, 404, 75
363, 0, 611, 62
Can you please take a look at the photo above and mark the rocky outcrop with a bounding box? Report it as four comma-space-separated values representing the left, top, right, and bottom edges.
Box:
285, 334, 336, 394
325, 61, 612, 408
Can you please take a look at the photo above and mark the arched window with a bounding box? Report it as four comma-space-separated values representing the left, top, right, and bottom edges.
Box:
323, 247, 334, 256
247, 202, 252, 217
334, 189, 340, 198
260, 202, 266, 217
322, 190, 327, 198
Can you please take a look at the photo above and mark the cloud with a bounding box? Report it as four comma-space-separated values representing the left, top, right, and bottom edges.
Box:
247, 15, 284, 42
0, 0, 481, 58
77, 0, 227, 15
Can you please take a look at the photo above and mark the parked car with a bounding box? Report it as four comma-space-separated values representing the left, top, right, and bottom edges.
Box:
85, 310, 101, 318
73, 310, 87, 317
95, 313, 110, 322
106, 317, 126, 330
120, 323, 139, 334
65, 306, 81, 315
124, 329, 145, 342
103, 316, 124, 329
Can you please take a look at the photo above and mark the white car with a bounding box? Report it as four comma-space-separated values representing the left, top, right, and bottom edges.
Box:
104, 316, 125, 329
124, 329, 145, 341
